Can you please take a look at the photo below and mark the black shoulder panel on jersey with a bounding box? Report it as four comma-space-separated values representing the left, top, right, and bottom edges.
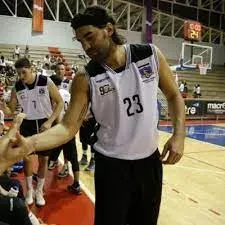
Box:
37, 75, 48, 86
130, 44, 153, 63
15, 80, 25, 92
62, 78, 70, 84
85, 60, 106, 77
85, 44, 153, 76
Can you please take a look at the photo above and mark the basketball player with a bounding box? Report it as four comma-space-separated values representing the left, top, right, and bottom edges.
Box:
79, 117, 97, 171
48, 62, 72, 169
49, 75, 81, 194
3, 6, 185, 225
0, 58, 63, 206
51, 62, 72, 92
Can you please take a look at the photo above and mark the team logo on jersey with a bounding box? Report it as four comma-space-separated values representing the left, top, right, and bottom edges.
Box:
99, 84, 115, 96
39, 88, 45, 95
138, 64, 155, 83
63, 84, 68, 89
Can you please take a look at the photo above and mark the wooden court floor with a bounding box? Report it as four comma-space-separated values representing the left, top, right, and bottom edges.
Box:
76, 123, 225, 225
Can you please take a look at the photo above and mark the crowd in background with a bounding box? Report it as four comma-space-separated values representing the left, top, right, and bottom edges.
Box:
0, 46, 91, 225
0, 45, 79, 110
179, 80, 201, 99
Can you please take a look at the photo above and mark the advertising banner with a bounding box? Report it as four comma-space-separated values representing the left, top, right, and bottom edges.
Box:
205, 101, 225, 115
32, 0, 44, 33
184, 100, 204, 116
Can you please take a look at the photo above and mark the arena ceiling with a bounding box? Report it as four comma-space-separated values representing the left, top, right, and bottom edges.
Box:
0, 0, 224, 44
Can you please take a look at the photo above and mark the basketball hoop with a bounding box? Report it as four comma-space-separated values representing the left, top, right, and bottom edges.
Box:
181, 42, 213, 69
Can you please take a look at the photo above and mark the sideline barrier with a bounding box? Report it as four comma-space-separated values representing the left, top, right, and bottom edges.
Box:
159, 99, 225, 120
184, 99, 225, 118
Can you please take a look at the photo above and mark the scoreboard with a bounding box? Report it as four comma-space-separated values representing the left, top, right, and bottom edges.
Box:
184, 20, 202, 41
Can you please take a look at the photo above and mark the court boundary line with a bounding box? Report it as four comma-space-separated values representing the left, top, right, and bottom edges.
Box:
159, 124, 216, 126
185, 150, 225, 154
159, 123, 225, 127
58, 156, 96, 203
159, 130, 225, 148
171, 165, 225, 174
186, 132, 225, 136
80, 181, 95, 203
184, 155, 225, 171
159, 126, 225, 136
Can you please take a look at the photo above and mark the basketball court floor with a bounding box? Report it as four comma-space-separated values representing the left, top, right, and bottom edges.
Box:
18, 120, 225, 225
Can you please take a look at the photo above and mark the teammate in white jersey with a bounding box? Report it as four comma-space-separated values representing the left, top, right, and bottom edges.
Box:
2, 6, 185, 225
48, 75, 81, 194
51, 62, 72, 93
0, 58, 63, 207
48, 62, 72, 170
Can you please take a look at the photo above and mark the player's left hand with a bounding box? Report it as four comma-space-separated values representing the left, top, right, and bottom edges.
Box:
40, 121, 52, 132
160, 134, 185, 164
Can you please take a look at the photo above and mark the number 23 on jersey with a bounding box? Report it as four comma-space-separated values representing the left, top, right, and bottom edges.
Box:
123, 94, 143, 117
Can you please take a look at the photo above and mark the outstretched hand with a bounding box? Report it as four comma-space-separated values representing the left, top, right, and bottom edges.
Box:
0, 113, 35, 174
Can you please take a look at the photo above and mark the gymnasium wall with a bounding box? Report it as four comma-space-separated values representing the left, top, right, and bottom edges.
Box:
0, 15, 142, 49
153, 35, 225, 66
0, 15, 80, 49
0, 15, 224, 65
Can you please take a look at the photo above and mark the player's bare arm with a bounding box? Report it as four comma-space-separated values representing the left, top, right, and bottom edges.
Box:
157, 46, 185, 164
27, 72, 89, 153
40, 80, 63, 132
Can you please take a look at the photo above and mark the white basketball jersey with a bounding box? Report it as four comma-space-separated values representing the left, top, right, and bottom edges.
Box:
58, 89, 71, 121
60, 78, 72, 92
15, 75, 53, 120
86, 44, 159, 160
0, 110, 4, 125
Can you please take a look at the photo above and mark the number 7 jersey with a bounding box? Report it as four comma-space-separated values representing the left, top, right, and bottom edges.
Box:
15, 75, 53, 120
86, 44, 159, 160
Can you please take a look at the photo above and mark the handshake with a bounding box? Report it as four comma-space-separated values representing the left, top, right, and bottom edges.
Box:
0, 113, 35, 175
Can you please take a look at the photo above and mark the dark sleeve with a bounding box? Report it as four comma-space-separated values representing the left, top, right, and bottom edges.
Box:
0, 176, 24, 200
14, 80, 24, 92
85, 60, 106, 77
0, 196, 32, 225
13, 198, 32, 225
130, 44, 153, 63
0, 222, 10, 225
17, 183, 25, 200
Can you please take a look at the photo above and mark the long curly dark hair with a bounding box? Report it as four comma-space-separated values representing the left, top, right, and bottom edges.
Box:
71, 6, 126, 45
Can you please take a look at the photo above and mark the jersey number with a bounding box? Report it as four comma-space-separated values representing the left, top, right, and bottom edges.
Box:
123, 94, 143, 117
32, 100, 36, 109
64, 101, 69, 111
